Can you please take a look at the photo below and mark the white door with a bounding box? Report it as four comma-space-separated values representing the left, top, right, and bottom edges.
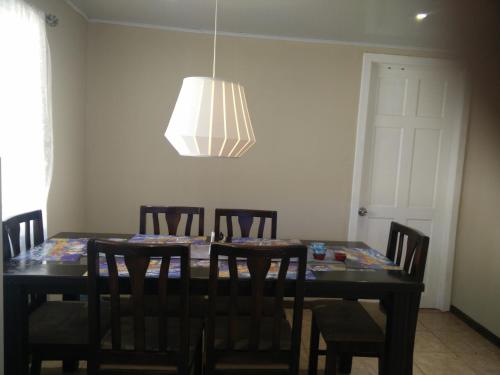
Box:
349, 54, 469, 309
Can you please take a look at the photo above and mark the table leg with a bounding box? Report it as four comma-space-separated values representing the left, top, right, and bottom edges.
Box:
405, 293, 421, 374
4, 283, 29, 375
384, 292, 412, 375
62, 360, 79, 372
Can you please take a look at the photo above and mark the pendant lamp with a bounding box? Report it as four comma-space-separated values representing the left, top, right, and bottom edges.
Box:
165, 0, 255, 157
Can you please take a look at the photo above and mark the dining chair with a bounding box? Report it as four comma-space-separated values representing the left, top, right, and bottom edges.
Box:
214, 208, 277, 239
3, 210, 47, 310
87, 239, 204, 374
28, 299, 110, 375
205, 243, 307, 375
308, 222, 429, 374
2, 209, 44, 260
139, 205, 205, 236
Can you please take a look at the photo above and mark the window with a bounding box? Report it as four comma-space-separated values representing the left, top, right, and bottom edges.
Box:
0, 0, 53, 221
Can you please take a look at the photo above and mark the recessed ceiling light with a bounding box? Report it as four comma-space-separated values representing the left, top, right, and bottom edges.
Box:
415, 13, 428, 21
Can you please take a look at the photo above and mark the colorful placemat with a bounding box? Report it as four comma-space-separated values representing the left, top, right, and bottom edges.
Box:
97, 256, 181, 278
230, 238, 302, 246
94, 257, 315, 280
343, 247, 399, 270
217, 260, 316, 280
128, 234, 207, 245
15, 238, 89, 262
307, 246, 399, 270
308, 263, 347, 272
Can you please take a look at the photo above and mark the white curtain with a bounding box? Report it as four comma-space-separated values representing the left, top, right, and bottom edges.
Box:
0, 0, 53, 221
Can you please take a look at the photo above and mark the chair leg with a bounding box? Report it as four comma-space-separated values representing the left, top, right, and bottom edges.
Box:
205, 354, 215, 375
87, 357, 98, 375
30, 353, 42, 375
62, 359, 79, 372
194, 336, 203, 375
338, 354, 352, 374
308, 313, 320, 375
378, 354, 386, 375
324, 345, 337, 375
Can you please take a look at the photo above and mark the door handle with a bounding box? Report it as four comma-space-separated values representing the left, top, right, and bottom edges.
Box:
358, 207, 368, 216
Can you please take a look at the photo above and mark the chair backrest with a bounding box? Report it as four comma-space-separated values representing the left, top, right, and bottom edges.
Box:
87, 239, 191, 363
139, 206, 205, 236
386, 222, 429, 282
214, 208, 277, 239
206, 243, 306, 357
2, 209, 44, 260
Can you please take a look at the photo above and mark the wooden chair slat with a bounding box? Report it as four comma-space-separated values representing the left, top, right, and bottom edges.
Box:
226, 215, 234, 238
105, 253, 122, 350
9, 225, 21, 256
24, 222, 31, 250
227, 255, 239, 350
404, 235, 417, 273
185, 213, 194, 236
198, 209, 205, 236
165, 212, 181, 235
248, 256, 271, 351
257, 217, 266, 238
124, 255, 150, 351
158, 256, 170, 351
396, 232, 405, 265
153, 212, 160, 235
273, 257, 289, 351
238, 215, 253, 238
33, 217, 44, 248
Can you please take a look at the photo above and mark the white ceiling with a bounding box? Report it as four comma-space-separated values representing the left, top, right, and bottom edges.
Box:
66, 0, 453, 50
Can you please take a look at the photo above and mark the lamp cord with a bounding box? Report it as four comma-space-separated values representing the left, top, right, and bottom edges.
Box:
212, 0, 218, 79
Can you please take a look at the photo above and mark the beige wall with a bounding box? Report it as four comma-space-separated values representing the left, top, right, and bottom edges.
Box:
84, 23, 439, 239
18, 4, 500, 337
451, 95, 500, 337
28, 0, 88, 235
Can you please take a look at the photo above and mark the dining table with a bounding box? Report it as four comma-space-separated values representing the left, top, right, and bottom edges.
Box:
3, 232, 424, 375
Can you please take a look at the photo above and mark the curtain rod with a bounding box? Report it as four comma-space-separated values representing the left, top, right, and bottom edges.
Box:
45, 13, 58, 27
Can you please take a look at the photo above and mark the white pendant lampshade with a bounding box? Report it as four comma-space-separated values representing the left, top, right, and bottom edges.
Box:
165, 76, 255, 157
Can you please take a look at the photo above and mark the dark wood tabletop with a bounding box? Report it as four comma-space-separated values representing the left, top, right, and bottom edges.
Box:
3, 232, 423, 375
4, 232, 423, 297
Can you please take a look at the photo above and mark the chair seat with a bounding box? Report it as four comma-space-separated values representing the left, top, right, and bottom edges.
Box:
102, 316, 203, 352
312, 300, 385, 344
213, 316, 292, 351
29, 301, 110, 346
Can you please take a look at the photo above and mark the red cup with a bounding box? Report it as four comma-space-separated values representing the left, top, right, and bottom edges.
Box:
313, 252, 326, 260
334, 252, 346, 262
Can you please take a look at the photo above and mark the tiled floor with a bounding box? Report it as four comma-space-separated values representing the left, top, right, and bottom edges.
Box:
296, 306, 500, 375
41, 306, 500, 374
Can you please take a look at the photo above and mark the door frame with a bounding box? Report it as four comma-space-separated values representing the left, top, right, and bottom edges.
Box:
348, 53, 470, 310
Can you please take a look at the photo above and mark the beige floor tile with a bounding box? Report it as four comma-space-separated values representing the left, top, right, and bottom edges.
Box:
414, 331, 451, 353
433, 329, 499, 354
349, 357, 379, 375
413, 364, 426, 375
457, 350, 500, 375
415, 352, 476, 374
416, 320, 428, 332
418, 310, 469, 332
